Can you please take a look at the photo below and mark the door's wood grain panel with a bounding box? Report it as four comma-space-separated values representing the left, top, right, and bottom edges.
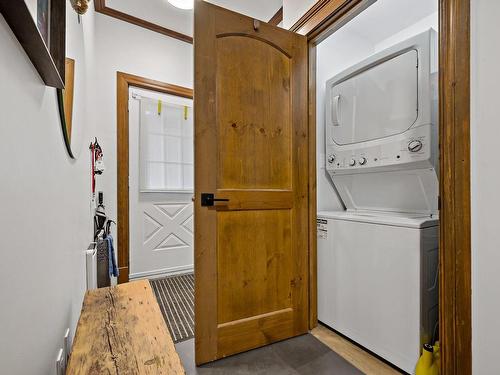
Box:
217, 210, 293, 324
216, 36, 292, 190
217, 308, 294, 357
213, 189, 293, 210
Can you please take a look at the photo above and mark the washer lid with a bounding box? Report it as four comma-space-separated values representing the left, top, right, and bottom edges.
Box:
318, 210, 439, 229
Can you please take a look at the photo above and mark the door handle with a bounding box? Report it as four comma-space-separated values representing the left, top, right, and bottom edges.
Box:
332, 94, 341, 126
201, 193, 229, 207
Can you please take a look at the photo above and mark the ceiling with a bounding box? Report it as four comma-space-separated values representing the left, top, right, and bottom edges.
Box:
105, 0, 283, 38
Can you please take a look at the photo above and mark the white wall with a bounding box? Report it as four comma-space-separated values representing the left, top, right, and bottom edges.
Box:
471, 1, 500, 374
107, 0, 193, 36
209, 0, 282, 22
374, 12, 438, 52
0, 4, 194, 373
90, 13, 193, 271
283, 0, 317, 29
0, 3, 95, 374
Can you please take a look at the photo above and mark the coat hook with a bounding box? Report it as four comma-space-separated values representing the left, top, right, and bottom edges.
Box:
253, 19, 260, 31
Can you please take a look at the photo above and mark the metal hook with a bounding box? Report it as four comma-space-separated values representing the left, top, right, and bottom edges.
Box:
253, 19, 260, 31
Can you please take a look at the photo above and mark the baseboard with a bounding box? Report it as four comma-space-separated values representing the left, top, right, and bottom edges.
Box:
129, 264, 194, 280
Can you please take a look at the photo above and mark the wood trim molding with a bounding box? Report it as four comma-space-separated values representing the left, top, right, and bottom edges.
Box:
308, 41, 318, 330
290, 0, 371, 37
302, 0, 472, 373
94, 0, 193, 44
116, 72, 193, 284
439, 0, 471, 373
268, 7, 283, 26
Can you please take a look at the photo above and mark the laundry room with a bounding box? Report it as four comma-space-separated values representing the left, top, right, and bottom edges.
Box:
315, 0, 440, 373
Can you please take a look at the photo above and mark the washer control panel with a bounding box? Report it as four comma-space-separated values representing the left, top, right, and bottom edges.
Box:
326, 125, 433, 174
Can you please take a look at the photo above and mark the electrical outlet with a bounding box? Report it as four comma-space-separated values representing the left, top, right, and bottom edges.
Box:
63, 328, 71, 364
55, 348, 64, 375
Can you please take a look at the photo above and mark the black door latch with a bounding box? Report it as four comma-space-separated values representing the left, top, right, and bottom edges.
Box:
201, 193, 229, 207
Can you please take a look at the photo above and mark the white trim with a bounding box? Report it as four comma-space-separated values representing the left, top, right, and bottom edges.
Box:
129, 264, 194, 280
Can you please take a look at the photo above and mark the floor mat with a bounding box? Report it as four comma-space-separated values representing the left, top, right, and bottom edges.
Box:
150, 273, 194, 343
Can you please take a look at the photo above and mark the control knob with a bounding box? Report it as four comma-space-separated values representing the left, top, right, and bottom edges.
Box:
359, 157, 367, 165
327, 154, 335, 164
408, 140, 423, 153
349, 158, 356, 167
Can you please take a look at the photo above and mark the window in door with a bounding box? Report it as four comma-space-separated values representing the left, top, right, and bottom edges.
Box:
139, 96, 194, 192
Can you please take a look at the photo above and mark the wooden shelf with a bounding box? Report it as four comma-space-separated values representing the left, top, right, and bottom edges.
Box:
0, 0, 65, 88
66, 280, 185, 374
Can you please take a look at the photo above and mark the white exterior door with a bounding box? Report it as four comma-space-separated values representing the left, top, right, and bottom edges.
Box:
129, 88, 194, 279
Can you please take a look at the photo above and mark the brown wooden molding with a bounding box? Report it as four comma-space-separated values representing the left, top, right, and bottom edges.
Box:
439, 0, 471, 373
290, 0, 375, 39
308, 41, 318, 330
116, 72, 193, 284
290, 0, 349, 35
268, 7, 283, 26
95, 0, 193, 44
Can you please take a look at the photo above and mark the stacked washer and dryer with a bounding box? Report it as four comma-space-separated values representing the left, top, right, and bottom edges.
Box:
318, 30, 439, 374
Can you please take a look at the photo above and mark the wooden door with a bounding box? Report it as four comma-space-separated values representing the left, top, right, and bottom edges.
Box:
194, 0, 309, 365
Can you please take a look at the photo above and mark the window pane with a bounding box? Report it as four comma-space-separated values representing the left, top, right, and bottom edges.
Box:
147, 133, 164, 161
182, 138, 194, 164
165, 135, 182, 163
183, 164, 194, 190
140, 97, 193, 192
163, 104, 182, 136
165, 163, 182, 190
145, 162, 165, 190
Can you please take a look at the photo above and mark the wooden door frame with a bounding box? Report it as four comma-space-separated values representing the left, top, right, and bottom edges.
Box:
301, 1, 471, 374
116, 72, 193, 284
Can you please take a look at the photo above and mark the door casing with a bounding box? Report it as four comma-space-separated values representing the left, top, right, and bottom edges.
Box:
300, 1, 471, 374
116, 72, 193, 284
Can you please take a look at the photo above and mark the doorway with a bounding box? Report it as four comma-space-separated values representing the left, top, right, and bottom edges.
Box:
302, 0, 471, 374
128, 87, 194, 280
314, 2, 439, 373
112, 0, 471, 372
115, 72, 193, 284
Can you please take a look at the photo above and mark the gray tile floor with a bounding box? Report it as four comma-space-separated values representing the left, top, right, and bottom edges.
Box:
175, 334, 364, 374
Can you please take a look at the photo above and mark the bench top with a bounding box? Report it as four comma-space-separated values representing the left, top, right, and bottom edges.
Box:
67, 280, 185, 374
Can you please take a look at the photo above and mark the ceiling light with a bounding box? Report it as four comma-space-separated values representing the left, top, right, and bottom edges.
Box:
168, 0, 194, 10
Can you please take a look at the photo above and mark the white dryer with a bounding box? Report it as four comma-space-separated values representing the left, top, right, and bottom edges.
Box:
319, 30, 439, 374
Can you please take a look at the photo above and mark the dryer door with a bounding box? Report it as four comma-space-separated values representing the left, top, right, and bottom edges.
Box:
329, 50, 418, 145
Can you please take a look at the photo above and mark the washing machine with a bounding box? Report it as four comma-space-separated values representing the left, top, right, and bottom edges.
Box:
317, 211, 439, 373
319, 30, 439, 374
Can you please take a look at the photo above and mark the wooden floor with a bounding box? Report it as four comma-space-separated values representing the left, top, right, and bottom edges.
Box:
311, 324, 403, 375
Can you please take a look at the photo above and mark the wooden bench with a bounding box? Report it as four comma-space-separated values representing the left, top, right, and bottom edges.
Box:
67, 280, 185, 374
